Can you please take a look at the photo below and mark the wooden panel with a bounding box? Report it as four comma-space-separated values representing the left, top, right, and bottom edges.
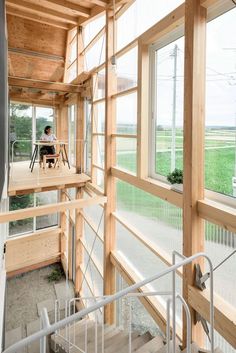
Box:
8, 53, 64, 82
182, 0, 207, 345
188, 285, 236, 349
5, 228, 61, 273
7, 14, 67, 56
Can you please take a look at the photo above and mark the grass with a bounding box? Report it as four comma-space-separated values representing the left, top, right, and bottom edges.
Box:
117, 146, 235, 196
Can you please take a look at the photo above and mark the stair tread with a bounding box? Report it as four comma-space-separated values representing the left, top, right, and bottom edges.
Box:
5, 326, 26, 353
134, 335, 164, 353
117, 332, 153, 353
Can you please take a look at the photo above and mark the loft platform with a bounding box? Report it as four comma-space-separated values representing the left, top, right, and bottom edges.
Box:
8, 161, 91, 196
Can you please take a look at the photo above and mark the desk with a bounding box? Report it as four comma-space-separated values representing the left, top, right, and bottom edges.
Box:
29, 141, 70, 172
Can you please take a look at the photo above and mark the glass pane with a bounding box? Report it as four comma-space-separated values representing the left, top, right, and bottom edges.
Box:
67, 61, 77, 83
117, 0, 183, 51
116, 92, 137, 134
36, 191, 58, 230
154, 37, 184, 177
93, 102, 105, 133
116, 47, 137, 92
117, 180, 183, 257
10, 103, 32, 162
205, 8, 236, 198
68, 37, 77, 65
36, 106, 54, 141
84, 15, 105, 47
116, 137, 137, 174
85, 35, 105, 71
94, 69, 105, 100
93, 135, 104, 168
9, 194, 34, 236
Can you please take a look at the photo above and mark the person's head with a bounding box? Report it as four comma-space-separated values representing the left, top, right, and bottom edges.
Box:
44, 125, 52, 135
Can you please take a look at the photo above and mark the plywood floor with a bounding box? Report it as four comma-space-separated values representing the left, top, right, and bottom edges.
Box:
9, 161, 91, 195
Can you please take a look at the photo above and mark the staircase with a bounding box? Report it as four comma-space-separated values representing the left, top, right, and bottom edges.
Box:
51, 318, 166, 353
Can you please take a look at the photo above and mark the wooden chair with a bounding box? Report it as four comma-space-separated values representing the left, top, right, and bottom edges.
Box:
42, 153, 61, 170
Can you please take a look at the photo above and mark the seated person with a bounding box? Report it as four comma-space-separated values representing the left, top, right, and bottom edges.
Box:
40, 125, 57, 168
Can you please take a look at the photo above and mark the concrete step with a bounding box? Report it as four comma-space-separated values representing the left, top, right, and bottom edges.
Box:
26, 319, 50, 353
134, 335, 164, 353
157, 341, 181, 353
37, 298, 55, 316
54, 281, 74, 310
117, 332, 153, 353
5, 326, 26, 353
105, 332, 139, 353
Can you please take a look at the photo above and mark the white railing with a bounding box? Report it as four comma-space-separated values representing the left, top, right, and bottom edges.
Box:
2, 252, 214, 353
54, 291, 191, 353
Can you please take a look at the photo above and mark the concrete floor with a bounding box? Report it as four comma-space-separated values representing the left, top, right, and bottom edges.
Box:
5, 263, 64, 333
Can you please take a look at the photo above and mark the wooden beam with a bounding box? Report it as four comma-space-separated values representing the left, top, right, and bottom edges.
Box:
139, 3, 184, 45
40, 0, 90, 17
75, 188, 84, 294
6, 0, 78, 24
9, 91, 62, 105
0, 196, 107, 223
103, 9, 117, 324
137, 41, 149, 179
198, 199, 236, 233
6, 6, 70, 29
188, 285, 236, 349
78, 5, 104, 26
8, 47, 64, 62
182, 0, 207, 346
111, 167, 183, 208
9, 76, 81, 93
86, 0, 108, 7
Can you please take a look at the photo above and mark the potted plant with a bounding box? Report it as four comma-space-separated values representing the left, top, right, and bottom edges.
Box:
167, 168, 183, 192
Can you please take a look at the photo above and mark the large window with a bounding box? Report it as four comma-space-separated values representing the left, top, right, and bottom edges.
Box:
205, 8, 236, 199
150, 37, 184, 179
10, 103, 32, 162
10, 103, 55, 163
9, 191, 58, 236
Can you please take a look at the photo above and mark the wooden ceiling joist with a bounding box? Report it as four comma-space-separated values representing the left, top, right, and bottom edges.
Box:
9, 76, 81, 93
6, 0, 78, 24
85, 0, 108, 7
8, 47, 64, 62
6, 6, 70, 29
38, 0, 90, 17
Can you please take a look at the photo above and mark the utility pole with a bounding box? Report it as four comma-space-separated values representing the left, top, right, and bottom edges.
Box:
171, 44, 178, 171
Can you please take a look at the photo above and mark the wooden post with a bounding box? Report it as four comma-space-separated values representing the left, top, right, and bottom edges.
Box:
60, 188, 68, 274
137, 41, 149, 179
75, 187, 84, 294
104, 9, 116, 324
183, 0, 206, 346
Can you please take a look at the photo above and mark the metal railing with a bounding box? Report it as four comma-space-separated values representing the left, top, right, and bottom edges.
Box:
3, 252, 214, 353
53, 291, 191, 353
